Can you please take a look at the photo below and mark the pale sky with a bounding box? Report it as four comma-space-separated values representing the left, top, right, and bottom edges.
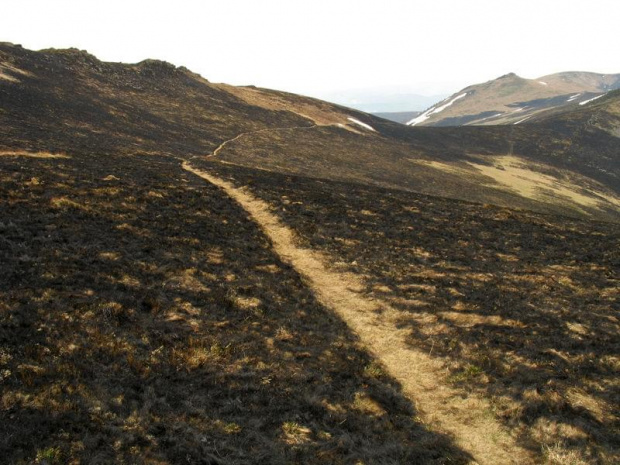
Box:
3, 0, 619, 101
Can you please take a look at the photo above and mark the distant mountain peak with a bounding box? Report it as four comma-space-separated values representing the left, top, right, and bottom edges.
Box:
408, 71, 620, 127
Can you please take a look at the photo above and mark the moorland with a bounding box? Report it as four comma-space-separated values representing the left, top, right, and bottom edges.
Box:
1, 43, 618, 464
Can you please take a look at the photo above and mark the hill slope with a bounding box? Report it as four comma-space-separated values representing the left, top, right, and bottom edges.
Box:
198, 159, 620, 465
1, 43, 619, 222
1, 43, 619, 464
211, 91, 620, 222
407, 71, 620, 127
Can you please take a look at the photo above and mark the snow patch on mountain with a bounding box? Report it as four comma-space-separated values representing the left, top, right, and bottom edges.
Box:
347, 117, 375, 132
514, 116, 532, 125
407, 93, 468, 126
579, 94, 605, 106
476, 113, 504, 123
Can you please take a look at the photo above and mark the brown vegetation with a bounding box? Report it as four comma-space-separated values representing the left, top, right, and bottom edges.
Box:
1, 42, 619, 222
0, 152, 473, 464
185, 163, 538, 464
203, 160, 620, 464
1, 42, 619, 464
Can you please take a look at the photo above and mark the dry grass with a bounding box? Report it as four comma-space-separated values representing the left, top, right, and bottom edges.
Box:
0, 150, 70, 159
2, 42, 619, 464
214, 84, 359, 129
409, 155, 620, 216
0, 61, 34, 82
0, 70, 20, 82
212, 124, 620, 222
2, 43, 619, 223
466, 155, 620, 211
186, 162, 536, 464
0, 153, 470, 464
204, 160, 620, 464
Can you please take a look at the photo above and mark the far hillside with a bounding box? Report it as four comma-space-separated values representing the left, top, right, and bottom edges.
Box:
1, 42, 619, 465
408, 71, 620, 126
1, 43, 619, 224
214, 90, 620, 222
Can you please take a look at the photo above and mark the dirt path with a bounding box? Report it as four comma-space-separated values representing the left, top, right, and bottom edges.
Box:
211, 124, 317, 158
183, 161, 536, 465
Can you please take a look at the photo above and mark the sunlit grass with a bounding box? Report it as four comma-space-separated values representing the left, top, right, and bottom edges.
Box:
208, 161, 620, 464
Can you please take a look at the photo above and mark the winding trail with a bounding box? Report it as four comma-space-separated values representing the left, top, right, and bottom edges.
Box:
211, 124, 318, 158
182, 155, 536, 465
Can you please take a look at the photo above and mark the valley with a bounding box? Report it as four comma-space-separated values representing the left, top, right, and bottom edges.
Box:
1, 43, 619, 464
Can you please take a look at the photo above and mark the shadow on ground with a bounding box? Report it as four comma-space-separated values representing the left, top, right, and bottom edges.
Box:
205, 161, 620, 465
0, 153, 471, 464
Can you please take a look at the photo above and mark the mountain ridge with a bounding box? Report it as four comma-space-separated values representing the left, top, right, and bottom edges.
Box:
1, 42, 619, 465
1, 42, 619, 223
408, 71, 620, 127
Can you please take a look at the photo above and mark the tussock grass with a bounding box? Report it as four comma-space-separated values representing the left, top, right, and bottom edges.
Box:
2, 41, 619, 464
205, 161, 620, 464
2, 43, 619, 223
0, 150, 70, 159
0, 153, 469, 463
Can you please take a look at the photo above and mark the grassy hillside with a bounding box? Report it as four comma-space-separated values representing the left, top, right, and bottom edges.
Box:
0, 150, 475, 464
0, 44, 311, 157
409, 72, 620, 127
201, 160, 620, 465
2, 43, 619, 222
211, 120, 620, 222
1, 43, 619, 463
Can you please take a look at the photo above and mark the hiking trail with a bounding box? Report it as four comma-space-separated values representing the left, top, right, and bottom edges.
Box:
182, 149, 536, 465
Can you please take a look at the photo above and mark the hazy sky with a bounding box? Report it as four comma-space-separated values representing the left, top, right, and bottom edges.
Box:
3, 0, 619, 100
